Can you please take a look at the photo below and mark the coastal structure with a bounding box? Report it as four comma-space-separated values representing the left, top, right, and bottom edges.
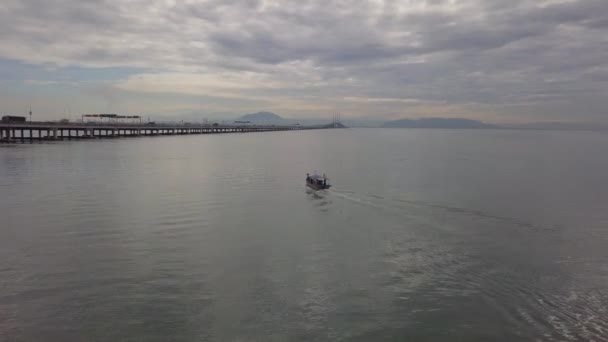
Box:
0, 120, 343, 143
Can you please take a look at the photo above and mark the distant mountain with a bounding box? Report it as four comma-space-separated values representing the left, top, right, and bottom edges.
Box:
382, 117, 498, 129
239, 111, 285, 124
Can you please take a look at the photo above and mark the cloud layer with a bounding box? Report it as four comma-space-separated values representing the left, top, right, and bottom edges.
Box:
1, 0, 607, 121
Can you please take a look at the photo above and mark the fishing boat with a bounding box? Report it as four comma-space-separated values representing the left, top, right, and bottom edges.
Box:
306, 172, 331, 190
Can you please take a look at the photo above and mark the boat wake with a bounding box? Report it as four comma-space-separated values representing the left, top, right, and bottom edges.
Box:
331, 189, 547, 232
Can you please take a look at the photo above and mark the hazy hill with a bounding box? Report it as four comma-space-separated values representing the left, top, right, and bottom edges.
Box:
382, 117, 497, 129
239, 111, 285, 124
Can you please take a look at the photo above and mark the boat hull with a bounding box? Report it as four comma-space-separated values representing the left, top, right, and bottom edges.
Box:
306, 182, 331, 190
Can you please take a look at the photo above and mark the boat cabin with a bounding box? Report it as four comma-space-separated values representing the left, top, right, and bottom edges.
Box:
306, 173, 331, 190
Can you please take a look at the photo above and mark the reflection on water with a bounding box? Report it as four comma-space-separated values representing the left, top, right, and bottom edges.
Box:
1, 129, 608, 341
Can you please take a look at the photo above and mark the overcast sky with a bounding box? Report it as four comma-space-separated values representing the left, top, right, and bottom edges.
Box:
1, 0, 607, 122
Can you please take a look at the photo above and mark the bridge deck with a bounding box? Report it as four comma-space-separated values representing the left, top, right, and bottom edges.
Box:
0, 122, 336, 143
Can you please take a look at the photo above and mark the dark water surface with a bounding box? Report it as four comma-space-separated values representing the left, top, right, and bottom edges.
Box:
1, 128, 608, 341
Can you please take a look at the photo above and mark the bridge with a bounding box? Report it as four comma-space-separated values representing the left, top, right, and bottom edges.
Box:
0, 121, 340, 143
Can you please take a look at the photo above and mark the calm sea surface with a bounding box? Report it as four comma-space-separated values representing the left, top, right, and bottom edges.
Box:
1, 128, 608, 341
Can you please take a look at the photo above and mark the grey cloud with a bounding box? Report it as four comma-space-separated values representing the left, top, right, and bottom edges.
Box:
1, 0, 608, 121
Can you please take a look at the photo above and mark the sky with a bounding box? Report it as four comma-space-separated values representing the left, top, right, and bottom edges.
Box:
0, 0, 607, 123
